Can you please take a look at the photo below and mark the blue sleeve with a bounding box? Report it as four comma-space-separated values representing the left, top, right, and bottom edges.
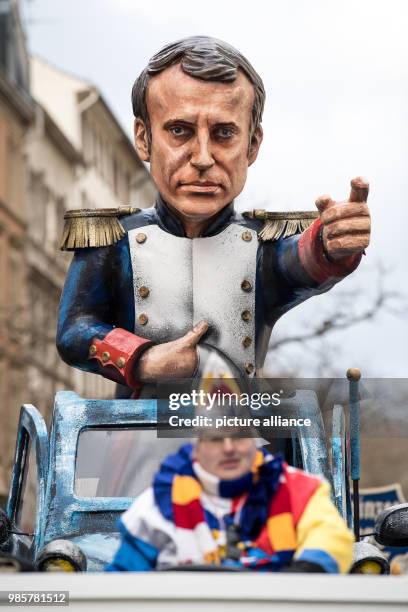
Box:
56, 237, 134, 377
295, 549, 339, 573
105, 521, 159, 572
258, 236, 334, 325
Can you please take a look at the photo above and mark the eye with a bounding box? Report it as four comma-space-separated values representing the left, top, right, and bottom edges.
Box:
169, 125, 191, 138
206, 436, 223, 444
215, 127, 234, 140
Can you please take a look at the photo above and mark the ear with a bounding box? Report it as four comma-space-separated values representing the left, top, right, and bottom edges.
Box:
134, 118, 150, 162
248, 126, 263, 167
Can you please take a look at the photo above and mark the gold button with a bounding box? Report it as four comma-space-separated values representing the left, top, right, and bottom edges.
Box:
242, 336, 252, 348
138, 286, 150, 298
241, 280, 252, 292
136, 232, 147, 244
138, 313, 148, 325
101, 351, 110, 363
116, 357, 126, 368
245, 362, 255, 374
89, 344, 97, 357
241, 310, 252, 322
241, 230, 252, 242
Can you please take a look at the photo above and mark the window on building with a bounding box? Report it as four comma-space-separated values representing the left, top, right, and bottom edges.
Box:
55, 197, 66, 250
45, 192, 56, 251
44, 290, 59, 370
8, 250, 22, 316
28, 171, 47, 245
29, 277, 46, 361
7, 130, 21, 215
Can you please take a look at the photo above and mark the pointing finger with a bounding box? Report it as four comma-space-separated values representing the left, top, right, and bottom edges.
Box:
349, 176, 369, 203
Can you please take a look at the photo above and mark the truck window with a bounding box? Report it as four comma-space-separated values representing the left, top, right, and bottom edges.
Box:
15, 436, 38, 535
75, 428, 190, 498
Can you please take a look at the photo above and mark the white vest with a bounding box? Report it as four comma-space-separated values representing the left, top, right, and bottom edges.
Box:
129, 223, 258, 377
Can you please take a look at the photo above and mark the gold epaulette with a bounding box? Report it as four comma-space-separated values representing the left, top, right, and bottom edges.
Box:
60, 206, 141, 251
243, 209, 319, 241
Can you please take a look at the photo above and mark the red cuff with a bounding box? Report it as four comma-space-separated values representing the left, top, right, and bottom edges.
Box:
298, 218, 362, 284
88, 328, 154, 390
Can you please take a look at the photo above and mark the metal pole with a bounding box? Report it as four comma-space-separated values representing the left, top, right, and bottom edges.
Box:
347, 368, 361, 542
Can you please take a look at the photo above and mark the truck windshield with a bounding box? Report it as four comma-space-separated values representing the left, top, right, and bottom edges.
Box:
75, 428, 190, 498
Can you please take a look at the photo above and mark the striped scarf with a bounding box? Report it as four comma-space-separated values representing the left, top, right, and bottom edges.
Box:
152, 444, 303, 568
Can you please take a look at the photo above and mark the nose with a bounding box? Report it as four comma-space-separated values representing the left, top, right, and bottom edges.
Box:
190, 131, 215, 172
222, 438, 235, 453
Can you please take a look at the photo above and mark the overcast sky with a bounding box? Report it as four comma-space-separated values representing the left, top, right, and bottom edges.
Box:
22, 0, 408, 377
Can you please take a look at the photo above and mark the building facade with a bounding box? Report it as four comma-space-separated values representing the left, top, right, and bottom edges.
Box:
0, 0, 33, 502
25, 56, 156, 419
0, 2, 156, 503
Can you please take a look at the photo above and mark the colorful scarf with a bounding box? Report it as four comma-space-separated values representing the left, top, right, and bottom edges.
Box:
152, 444, 305, 568
112, 443, 352, 573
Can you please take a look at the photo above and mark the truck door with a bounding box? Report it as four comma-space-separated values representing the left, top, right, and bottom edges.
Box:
6, 405, 48, 558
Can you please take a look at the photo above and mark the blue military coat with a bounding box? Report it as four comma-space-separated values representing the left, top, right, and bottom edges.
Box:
57, 196, 360, 395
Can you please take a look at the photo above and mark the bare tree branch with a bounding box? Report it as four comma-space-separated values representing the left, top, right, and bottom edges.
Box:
269, 265, 406, 351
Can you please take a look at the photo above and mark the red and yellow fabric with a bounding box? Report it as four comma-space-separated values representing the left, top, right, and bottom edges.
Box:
87, 328, 154, 392
299, 218, 362, 284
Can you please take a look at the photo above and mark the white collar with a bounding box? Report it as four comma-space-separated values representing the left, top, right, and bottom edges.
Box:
192, 461, 219, 496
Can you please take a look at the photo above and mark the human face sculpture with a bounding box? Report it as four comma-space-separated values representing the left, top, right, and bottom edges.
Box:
193, 436, 257, 480
134, 63, 263, 229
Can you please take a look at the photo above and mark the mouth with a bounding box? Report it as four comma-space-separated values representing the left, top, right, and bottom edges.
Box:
178, 181, 221, 194
219, 459, 240, 470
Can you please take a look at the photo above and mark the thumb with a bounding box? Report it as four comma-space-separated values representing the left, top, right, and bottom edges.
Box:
182, 320, 209, 347
315, 194, 336, 215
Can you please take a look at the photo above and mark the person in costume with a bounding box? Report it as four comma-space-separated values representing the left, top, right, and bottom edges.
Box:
105, 433, 353, 572
57, 36, 371, 395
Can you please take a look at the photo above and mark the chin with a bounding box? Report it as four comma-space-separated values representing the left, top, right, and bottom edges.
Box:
173, 195, 230, 219
218, 468, 246, 481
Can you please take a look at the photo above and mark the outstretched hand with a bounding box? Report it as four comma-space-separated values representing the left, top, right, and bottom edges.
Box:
134, 320, 209, 383
316, 177, 371, 261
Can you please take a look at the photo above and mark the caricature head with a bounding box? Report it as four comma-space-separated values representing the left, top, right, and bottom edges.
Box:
132, 36, 265, 224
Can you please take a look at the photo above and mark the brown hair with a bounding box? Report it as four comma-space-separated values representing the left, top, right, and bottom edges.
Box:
132, 35, 265, 146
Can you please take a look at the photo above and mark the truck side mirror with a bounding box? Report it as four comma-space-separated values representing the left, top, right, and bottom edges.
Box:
374, 503, 408, 547
0, 509, 12, 545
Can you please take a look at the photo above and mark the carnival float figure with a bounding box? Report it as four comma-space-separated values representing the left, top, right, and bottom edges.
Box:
57, 36, 371, 396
